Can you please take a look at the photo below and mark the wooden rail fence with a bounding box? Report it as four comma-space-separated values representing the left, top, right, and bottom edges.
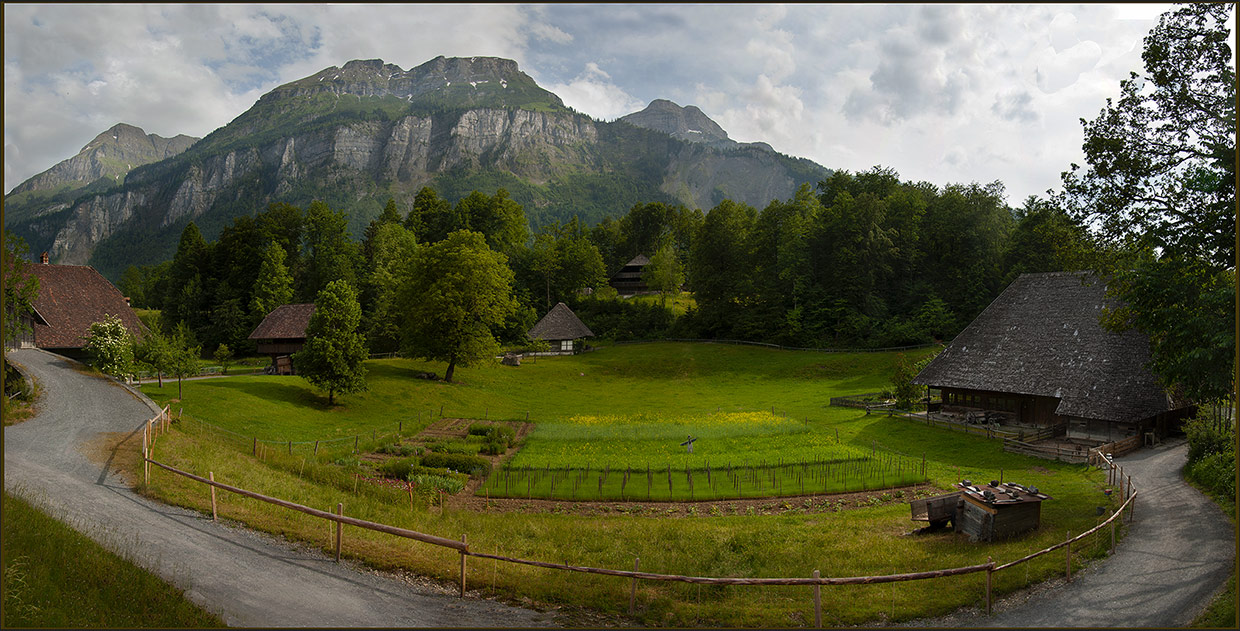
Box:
138, 410, 1140, 620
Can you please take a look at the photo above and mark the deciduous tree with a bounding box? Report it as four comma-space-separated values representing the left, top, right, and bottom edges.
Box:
294, 280, 368, 405
399, 230, 517, 383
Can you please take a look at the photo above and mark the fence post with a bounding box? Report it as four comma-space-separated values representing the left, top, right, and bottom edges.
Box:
252, 437, 257, 457
1065, 531, 1072, 582
985, 557, 993, 615
1128, 494, 1135, 523
143, 422, 150, 486
459, 534, 468, 598
630, 557, 640, 615
335, 503, 343, 562
209, 471, 217, 521
813, 569, 822, 627
1110, 517, 1116, 554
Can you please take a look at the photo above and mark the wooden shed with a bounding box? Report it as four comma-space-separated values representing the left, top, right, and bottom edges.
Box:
247, 303, 315, 374
954, 480, 1051, 542
911, 481, 1051, 541
527, 302, 594, 355
608, 254, 650, 296
913, 272, 1195, 449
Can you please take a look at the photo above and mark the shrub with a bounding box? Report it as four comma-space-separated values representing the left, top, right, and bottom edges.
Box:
410, 473, 467, 494
421, 453, 491, 477
480, 440, 506, 456
377, 443, 419, 457
467, 423, 492, 437
376, 456, 421, 480
426, 440, 477, 455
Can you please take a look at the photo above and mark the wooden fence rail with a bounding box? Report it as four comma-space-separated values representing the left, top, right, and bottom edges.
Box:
139, 412, 1137, 619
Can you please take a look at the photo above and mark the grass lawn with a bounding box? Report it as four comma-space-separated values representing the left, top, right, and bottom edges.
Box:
135, 342, 1126, 627
1, 491, 225, 628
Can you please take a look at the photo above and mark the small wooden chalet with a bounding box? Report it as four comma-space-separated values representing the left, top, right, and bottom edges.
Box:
527, 302, 594, 355
247, 303, 315, 374
608, 255, 650, 295
913, 272, 1194, 448
12, 254, 146, 358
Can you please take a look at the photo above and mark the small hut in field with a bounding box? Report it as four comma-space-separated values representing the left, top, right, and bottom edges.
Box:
527, 302, 594, 355
247, 303, 315, 374
608, 255, 650, 296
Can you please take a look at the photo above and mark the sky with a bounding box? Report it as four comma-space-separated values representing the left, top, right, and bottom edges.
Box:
4, 3, 1182, 206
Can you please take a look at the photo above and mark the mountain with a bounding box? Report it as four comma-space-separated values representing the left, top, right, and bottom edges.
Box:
5, 56, 830, 280
619, 99, 774, 152
5, 123, 198, 224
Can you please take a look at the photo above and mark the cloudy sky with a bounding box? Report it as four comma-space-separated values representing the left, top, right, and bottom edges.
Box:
5, 3, 1179, 205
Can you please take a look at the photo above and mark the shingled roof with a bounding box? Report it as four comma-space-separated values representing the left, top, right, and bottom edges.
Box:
913, 272, 1176, 424
528, 302, 594, 341
21, 263, 146, 349
248, 304, 315, 340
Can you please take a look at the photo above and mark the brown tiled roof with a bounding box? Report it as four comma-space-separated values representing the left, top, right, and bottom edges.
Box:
23, 263, 146, 349
248, 304, 315, 340
913, 272, 1178, 423
528, 302, 594, 341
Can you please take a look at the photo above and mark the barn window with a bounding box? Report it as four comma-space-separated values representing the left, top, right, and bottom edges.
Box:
560, 340, 573, 352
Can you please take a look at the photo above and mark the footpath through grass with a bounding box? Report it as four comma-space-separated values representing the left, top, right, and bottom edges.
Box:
136, 342, 1127, 627
1, 491, 225, 628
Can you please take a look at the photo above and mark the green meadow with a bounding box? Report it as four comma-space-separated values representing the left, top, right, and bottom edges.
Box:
136, 342, 1126, 627
1, 491, 225, 628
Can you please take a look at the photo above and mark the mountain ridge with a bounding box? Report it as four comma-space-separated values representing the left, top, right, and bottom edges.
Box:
5, 56, 830, 280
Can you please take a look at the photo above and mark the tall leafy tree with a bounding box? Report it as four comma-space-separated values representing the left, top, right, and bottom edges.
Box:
2, 234, 39, 350
294, 279, 368, 405
689, 199, 757, 337
1058, 3, 1236, 407
642, 243, 684, 308
455, 189, 530, 255
300, 201, 360, 300
405, 186, 460, 244
399, 230, 517, 383
251, 242, 295, 321
361, 222, 418, 353
161, 222, 211, 336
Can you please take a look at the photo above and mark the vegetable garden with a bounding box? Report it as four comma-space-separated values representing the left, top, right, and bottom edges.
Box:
478, 411, 926, 501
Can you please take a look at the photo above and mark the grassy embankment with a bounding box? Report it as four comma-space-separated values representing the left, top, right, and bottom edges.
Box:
1, 491, 225, 628
135, 342, 1125, 627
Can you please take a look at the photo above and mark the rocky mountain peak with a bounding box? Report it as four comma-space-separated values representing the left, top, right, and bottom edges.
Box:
8, 123, 197, 198
620, 99, 731, 144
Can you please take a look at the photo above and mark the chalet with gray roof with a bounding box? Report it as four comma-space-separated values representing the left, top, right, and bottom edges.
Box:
913, 272, 1194, 445
248, 303, 315, 374
528, 302, 594, 355
608, 254, 649, 296
12, 255, 146, 358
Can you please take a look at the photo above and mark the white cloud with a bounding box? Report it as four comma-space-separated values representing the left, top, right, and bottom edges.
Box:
545, 63, 644, 121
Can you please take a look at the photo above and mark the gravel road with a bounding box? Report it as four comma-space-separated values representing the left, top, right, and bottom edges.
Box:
3, 348, 556, 628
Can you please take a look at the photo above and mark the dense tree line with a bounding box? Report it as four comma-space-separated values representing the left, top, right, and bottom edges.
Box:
120, 166, 1101, 365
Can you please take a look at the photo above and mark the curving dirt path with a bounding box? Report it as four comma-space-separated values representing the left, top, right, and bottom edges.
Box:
906, 437, 1236, 628
2, 348, 557, 628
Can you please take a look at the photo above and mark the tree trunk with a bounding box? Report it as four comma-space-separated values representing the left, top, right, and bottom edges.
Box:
157, 371, 163, 388
177, 375, 183, 399
329, 389, 335, 406
445, 360, 456, 383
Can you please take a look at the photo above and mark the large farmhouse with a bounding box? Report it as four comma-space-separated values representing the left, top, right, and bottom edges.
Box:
11, 254, 146, 358
248, 303, 315, 374
527, 302, 594, 355
914, 272, 1194, 448
608, 255, 650, 296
